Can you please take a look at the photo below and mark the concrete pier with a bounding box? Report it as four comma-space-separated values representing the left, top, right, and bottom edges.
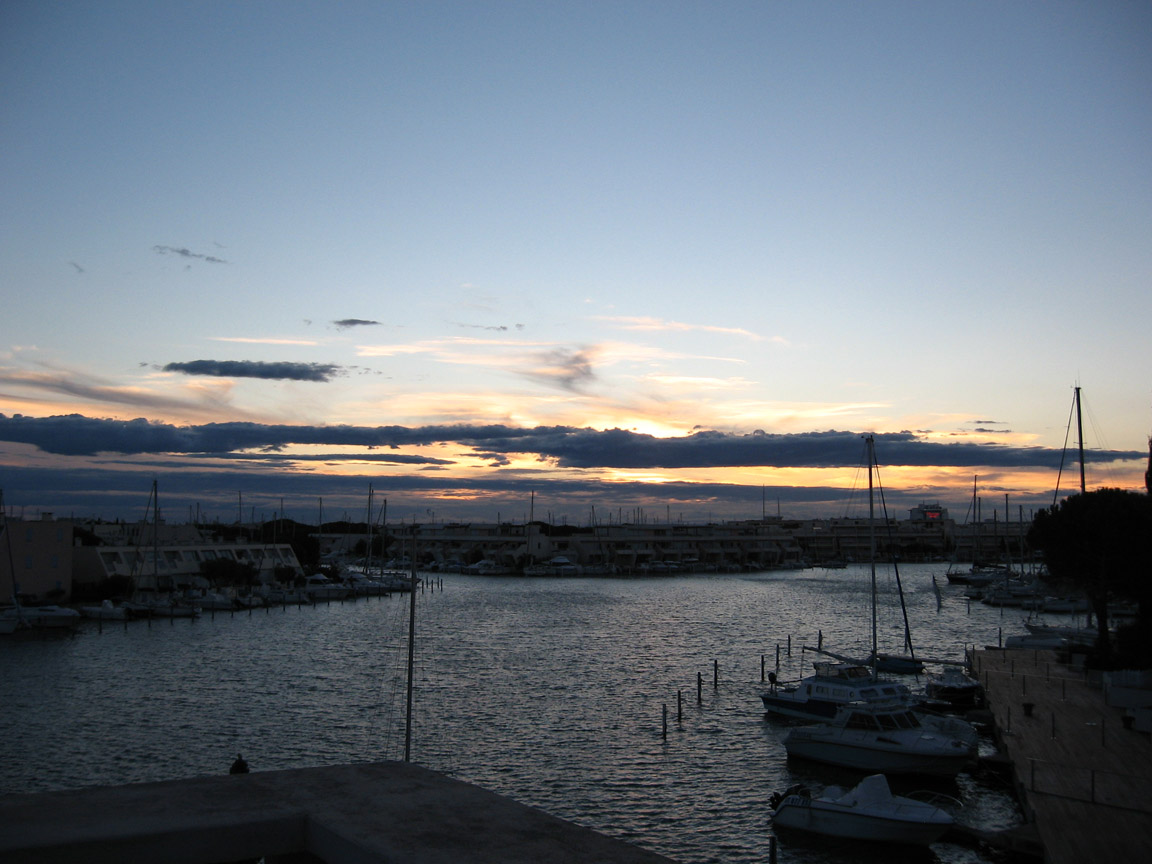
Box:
0, 761, 678, 863
972, 648, 1152, 864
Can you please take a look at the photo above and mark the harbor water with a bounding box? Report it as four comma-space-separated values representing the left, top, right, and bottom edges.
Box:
0, 564, 1038, 863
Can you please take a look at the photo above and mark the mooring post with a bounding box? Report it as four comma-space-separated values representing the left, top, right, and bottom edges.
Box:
697, 671, 702, 704
662, 704, 667, 740
768, 834, 777, 864
714, 659, 719, 689
787, 634, 791, 656
775, 644, 781, 675
761, 654, 765, 683
677, 690, 682, 723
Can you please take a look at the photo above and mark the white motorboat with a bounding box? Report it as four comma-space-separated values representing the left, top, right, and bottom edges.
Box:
761, 661, 918, 720
304, 574, 352, 601
783, 702, 975, 776
1, 604, 81, 630
770, 774, 954, 844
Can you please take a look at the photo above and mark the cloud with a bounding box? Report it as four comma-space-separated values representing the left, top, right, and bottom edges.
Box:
1, 413, 1144, 470
163, 360, 342, 382
152, 245, 228, 264
520, 347, 597, 392
0, 365, 236, 415
333, 319, 381, 329
595, 315, 760, 339
209, 337, 319, 346
69, 262, 85, 274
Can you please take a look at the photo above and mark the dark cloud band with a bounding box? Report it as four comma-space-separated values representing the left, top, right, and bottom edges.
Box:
0, 413, 1141, 470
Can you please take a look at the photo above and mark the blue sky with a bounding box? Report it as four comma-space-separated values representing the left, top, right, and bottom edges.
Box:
1, 1, 1149, 526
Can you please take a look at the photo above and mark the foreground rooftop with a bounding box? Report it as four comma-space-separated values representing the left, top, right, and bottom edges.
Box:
0, 760, 678, 864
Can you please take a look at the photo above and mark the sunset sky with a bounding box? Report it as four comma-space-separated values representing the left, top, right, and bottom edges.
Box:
2, 1, 1149, 527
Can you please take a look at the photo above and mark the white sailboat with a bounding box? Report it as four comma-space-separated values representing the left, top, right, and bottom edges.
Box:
121, 480, 200, 619
761, 436, 929, 719
1, 491, 82, 632
776, 437, 977, 776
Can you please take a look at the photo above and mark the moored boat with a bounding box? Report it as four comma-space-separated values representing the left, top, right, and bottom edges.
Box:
782, 701, 975, 776
79, 599, 129, 621
925, 665, 984, 709
1, 604, 82, 630
770, 773, 955, 844
761, 661, 918, 720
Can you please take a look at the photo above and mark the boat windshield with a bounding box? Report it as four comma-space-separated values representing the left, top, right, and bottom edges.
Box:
846, 712, 878, 730
876, 713, 900, 731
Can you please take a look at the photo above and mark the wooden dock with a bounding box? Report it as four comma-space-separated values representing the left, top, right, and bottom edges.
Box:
971, 648, 1152, 864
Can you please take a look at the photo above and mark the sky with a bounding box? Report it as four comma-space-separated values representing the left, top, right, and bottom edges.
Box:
1, 1, 1150, 528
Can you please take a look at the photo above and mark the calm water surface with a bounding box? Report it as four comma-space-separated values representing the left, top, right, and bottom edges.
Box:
1, 565, 1038, 864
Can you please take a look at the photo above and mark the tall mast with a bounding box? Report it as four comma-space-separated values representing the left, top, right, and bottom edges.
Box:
404, 527, 417, 762
1075, 386, 1086, 493
866, 435, 877, 679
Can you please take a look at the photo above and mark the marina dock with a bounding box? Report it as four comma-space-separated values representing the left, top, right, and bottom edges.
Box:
0, 761, 677, 864
971, 647, 1152, 864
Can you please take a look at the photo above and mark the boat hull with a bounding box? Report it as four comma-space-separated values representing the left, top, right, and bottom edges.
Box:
772, 798, 951, 844
783, 728, 970, 776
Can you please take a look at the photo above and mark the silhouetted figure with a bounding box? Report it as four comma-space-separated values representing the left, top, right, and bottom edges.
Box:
229, 753, 249, 774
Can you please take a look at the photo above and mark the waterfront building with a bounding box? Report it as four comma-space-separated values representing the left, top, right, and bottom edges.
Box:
72, 519, 305, 596
0, 514, 75, 603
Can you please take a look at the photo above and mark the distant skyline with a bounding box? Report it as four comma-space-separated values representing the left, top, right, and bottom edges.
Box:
2, 2, 1150, 526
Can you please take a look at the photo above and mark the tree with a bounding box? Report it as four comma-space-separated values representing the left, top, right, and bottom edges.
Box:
1027, 488, 1152, 666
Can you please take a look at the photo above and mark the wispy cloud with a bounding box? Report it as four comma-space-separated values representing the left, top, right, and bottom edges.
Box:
0, 365, 238, 416
595, 315, 761, 339
152, 245, 228, 264
457, 322, 525, 332
163, 360, 342, 382
209, 337, 319, 346
332, 319, 381, 330
519, 347, 597, 393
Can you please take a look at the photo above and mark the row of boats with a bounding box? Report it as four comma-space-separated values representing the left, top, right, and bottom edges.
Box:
763, 658, 986, 845
1, 570, 418, 631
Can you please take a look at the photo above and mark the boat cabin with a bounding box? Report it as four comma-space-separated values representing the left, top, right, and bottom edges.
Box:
842, 707, 923, 732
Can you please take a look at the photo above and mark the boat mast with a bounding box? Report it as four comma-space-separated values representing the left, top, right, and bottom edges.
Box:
404, 527, 417, 762
1075, 385, 1086, 494
866, 435, 878, 679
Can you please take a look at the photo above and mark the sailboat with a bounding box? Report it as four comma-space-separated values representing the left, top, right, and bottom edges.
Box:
121, 481, 200, 619
1, 491, 81, 632
762, 436, 925, 720
772, 437, 977, 775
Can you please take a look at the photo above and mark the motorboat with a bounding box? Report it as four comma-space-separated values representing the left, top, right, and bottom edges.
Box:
760, 661, 918, 721
770, 774, 954, 844
1, 604, 82, 630
782, 701, 975, 776
186, 590, 237, 611
79, 599, 129, 621
925, 666, 984, 709
304, 573, 352, 601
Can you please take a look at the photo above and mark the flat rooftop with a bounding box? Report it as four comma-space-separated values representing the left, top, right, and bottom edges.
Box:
0, 760, 679, 863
